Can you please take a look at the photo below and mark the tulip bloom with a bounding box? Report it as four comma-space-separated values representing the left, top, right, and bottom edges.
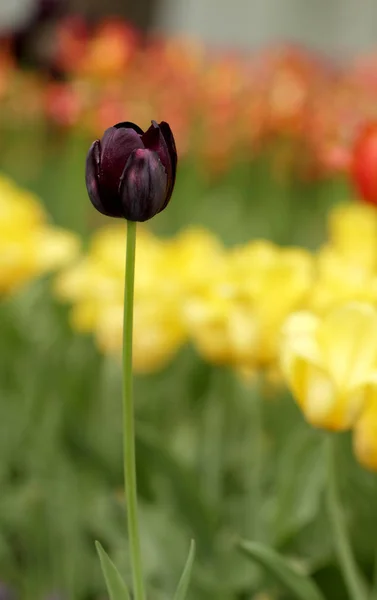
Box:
86, 120, 177, 221
280, 303, 377, 430
351, 122, 377, 205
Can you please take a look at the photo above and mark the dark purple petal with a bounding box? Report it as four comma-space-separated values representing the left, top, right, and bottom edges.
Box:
158, 121, 178, 209
113, 121, 144, 134
100, 126, 144, 199
119, 148, 167, 221
141, 121, 172, 183
85, 140, 123, 217
159, 121, 177, 174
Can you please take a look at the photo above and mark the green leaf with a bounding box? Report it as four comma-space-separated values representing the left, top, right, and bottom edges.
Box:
273, 430, 325, 545
173, 539, 196, 600
239, 540, 325, 600
95, 541, 130, 600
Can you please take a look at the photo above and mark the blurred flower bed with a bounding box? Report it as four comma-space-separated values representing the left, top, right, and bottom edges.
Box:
1, 17, 377, 600
0, 16, 367, 240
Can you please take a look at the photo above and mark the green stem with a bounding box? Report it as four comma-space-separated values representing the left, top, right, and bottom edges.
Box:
325, 435, 368, 600
123, 220, 146, 600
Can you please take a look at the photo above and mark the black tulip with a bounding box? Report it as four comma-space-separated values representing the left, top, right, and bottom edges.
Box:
85, 120, 177, 222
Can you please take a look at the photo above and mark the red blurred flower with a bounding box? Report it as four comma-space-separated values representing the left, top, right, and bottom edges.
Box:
44, 82, 82, 128
351, 122, 377, 204
54, 16, 88, 74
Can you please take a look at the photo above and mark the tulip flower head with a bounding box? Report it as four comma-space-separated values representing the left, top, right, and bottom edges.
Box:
280, 302, 377, 431
86, 120, 177, 221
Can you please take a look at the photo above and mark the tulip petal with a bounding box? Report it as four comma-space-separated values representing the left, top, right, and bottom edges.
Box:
141, 121, 176, 207
159, 120, 178, 208
119, 148, 168, 221
113, 121, 144, 134
318, 303, 377, 390
141, 121, 171, 173
280, 312, 322, 368
353, 378, 377, 471
280, 312, 330, 426
100, 126, 145, 201
159, 121, 177, 176
280, 309, 374, 430
283, 348, 357, 430
86, 140, 123, 217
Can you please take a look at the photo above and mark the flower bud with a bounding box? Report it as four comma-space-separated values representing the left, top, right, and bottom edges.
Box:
85, 120, 177, 221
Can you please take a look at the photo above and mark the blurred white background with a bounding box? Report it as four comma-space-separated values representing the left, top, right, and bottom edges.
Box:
158, 0, 377, 58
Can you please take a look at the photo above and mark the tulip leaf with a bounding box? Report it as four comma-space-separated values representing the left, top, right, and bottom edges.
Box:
95, 541, 130, 600
173, 539, 196, 600
239, 540, 325, 600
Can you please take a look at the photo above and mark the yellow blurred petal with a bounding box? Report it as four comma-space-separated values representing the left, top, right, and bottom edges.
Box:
280, 312, 329, 423
70, 300, 101, 332
311, 247, 376, 313
228, 306, 259, 365
0, 176, 46, 229
280, 312, 322, 365
318, 303, 377, 390
281, 306, 377, 430
55, 256, 123, 303
302, 363, 336, 428
36, 227, 80, 271
328, 202, 377, 269
95, 303, 123, 355
282, 348, 364, 430
0, 241, 36, 293
54, 259, 94, 301
353, 378, 377, 471
90, 223, 126, 273
95, 301, 186, 373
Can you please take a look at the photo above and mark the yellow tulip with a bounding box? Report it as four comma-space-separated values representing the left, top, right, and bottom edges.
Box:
0, 175, 79, 294
280, 303, 377, 430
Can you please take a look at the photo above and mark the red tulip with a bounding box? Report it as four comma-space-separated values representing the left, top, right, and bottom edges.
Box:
351, 122, 377, 204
